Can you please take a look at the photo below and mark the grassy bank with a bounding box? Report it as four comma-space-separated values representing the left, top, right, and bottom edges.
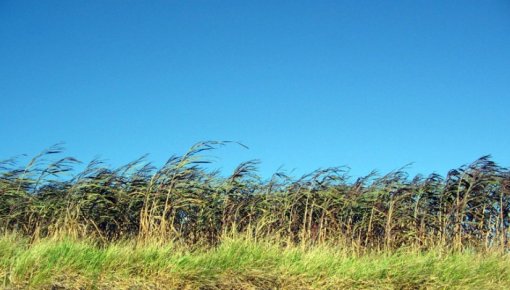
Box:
1, 234, 509, 289
1, 143, 509, 288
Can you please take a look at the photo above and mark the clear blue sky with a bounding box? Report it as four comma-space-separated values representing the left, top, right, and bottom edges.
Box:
1, 1, 509, 179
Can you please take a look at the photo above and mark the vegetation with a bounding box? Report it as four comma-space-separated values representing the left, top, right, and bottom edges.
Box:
1, 141, 509, 288
2, 233, 510, 289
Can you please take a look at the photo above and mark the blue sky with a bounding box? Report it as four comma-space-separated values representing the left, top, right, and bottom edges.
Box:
1, 1, 509, 179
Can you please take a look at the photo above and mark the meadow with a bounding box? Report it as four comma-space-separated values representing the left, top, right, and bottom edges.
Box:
1, 141, 509, 289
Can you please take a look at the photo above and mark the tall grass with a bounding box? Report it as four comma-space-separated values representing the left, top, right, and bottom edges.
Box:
1, 141, 509, 251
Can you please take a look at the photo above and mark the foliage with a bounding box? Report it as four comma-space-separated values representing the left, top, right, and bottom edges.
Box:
1, 142, 509, 251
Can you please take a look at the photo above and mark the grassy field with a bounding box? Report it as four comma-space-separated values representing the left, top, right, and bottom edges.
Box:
1, 233, 509, 289
1, 142, 509, 288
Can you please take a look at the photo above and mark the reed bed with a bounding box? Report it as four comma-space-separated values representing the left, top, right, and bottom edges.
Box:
1, 141, 510, 288
1, 141, 509, 251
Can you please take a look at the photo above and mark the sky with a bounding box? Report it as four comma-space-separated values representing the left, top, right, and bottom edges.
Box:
1, 0, 509, 179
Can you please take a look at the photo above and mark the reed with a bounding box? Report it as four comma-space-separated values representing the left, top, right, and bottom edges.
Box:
1, 142, 508, 251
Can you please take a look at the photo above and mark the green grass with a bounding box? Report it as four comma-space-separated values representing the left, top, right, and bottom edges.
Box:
1, 234, 509, 289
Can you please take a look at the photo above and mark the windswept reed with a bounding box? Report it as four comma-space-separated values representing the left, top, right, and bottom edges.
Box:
1, 142, 508, 251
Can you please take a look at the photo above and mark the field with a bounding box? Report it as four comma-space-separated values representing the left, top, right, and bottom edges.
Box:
1, 142, 509, 289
